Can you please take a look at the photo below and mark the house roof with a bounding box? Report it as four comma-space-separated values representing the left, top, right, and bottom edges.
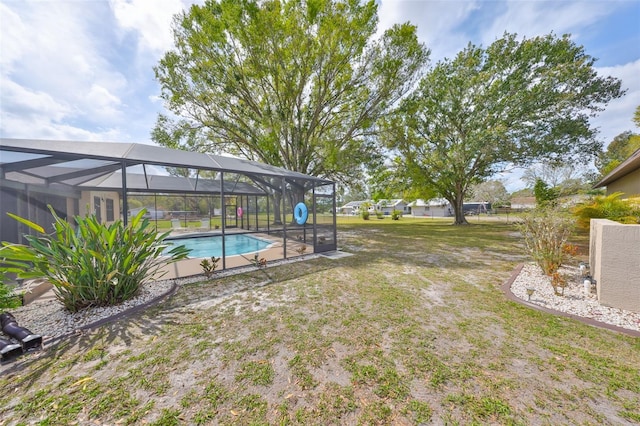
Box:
340, 200, 370, 208
377, 199, 405, 207
511, 197, 536, 205
407, 198, 449, 207
594, 147, 640, 188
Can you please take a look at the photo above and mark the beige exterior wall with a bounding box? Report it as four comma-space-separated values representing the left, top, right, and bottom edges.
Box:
590, 219, 640, 313
606, 168, 640, 198
79, 191, 121, 224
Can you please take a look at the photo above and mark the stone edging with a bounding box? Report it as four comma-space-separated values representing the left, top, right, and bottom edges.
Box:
502, 264, 640, 338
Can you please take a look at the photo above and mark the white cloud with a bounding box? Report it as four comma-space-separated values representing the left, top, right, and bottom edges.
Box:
481, 1, 612, 44
85, 84, 124, 121
109, 0, 190, 54
591, 59, 640, 144
377, 0, 479, 61
0, 1, 134, 140
0, 4, 26, 73
0, 78, 71, 122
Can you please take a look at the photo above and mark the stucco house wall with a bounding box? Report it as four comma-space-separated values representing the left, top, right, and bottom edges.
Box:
408, 199, 452, 217
589, 219, 640, 313
79, 190, 121, 225
595, 147, 640, 198
605, 167, 640, 197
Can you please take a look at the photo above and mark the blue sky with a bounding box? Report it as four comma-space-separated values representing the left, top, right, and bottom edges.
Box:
1, 0, 639, 189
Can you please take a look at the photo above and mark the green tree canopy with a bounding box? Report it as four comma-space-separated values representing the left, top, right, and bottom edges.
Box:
381, 32, 624, 224
596, 131, 640, 177
153, 0, 429, 189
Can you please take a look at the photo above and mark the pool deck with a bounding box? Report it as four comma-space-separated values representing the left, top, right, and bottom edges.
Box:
158, 232, 312, 279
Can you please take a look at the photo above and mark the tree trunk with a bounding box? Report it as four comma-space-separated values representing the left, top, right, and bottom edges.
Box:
450, 195, 469, 225
272, 192, 282, 225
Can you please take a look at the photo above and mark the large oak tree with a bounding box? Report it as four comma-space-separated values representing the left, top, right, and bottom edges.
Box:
153, 0, 429, 202
382, 33, 624, 225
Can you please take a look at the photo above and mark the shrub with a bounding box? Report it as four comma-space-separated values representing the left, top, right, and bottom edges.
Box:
376, 211, 384, 219
200, 256, 220, 279
533, 178, 558, 207
391, 210, 402, 220
0, 207, 189, 312
0, 282, 22, 310
517, 207, 574, 276
572, 192, 640, 230
361, 210, 370, 220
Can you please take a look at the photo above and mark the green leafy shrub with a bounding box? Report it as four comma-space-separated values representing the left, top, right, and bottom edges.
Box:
391, 210, 402, 220
376, 211, 384, 219
517, 207, 574, 276
361, 210, 370, 220
200, 256, 220, 278
0, 282, 22, 310
0, 208, 189, 312
572, 192, 640, 230
533, 178, 558, 207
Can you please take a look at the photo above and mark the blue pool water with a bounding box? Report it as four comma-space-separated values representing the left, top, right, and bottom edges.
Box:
165, 234, 272, 258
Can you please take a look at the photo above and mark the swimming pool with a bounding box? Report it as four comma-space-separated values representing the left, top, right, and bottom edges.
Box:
165, 234, 272, 258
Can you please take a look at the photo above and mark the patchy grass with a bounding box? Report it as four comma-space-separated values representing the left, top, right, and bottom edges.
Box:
0, 218, 638, 425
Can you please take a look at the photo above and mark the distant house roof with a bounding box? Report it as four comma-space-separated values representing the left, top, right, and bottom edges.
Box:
377, 199, 405, 207
595, 147, 640, 188
407, 198, 449, 207
340, 200, 370, 208
511, 197, 536, 207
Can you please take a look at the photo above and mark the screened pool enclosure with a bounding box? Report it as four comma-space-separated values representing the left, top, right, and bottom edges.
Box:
0, 138, 337, 277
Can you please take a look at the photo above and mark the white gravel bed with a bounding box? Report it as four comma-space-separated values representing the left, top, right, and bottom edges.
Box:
511, 263, 640, 332
6, 254, 321, 344
9, 279, 175, 343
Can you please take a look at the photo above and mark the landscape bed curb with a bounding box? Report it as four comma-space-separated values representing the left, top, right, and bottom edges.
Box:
502, 264, 640, 338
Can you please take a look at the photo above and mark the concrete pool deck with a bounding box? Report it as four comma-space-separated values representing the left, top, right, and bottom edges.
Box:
159, 233, 312, 279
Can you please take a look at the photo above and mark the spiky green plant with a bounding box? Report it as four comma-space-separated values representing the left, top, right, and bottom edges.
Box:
572, 192, 640, 230
0, 207, 189, 312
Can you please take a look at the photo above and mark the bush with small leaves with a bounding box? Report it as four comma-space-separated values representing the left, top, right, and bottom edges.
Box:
518, 206, 574, 276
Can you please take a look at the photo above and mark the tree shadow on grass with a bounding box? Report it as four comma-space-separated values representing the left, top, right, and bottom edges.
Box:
0, 256, 341, 386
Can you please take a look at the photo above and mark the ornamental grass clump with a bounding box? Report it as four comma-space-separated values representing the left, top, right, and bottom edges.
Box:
518, 207, 575, 276
0, 208, 189, 312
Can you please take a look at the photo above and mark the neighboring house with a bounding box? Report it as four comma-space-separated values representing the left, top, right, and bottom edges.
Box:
407, 198, 452, 217
594, 147, 640, 197
510, 197, 536, 211
340, 200, 374, 215
376, 199, 409, 215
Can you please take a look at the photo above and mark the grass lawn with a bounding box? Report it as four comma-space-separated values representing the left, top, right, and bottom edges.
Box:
1, 218, 638, 425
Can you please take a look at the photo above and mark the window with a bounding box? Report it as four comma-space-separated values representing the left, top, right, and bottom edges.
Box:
106, 198, 114, 221
94, 196, 102, 222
